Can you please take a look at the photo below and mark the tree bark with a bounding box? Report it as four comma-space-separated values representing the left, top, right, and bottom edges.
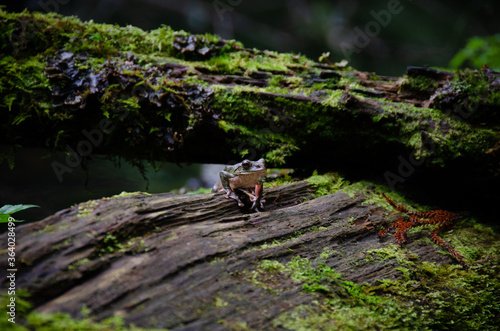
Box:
1, 10, 498, 177
0, 182, 468, 329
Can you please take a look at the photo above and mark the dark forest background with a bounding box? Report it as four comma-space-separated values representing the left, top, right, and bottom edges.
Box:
3, 0, 500, 75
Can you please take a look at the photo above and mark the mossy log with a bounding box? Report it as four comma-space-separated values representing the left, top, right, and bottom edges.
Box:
1, 10, 500, 329
1, 9, 499, 186
3, 179, 499, 330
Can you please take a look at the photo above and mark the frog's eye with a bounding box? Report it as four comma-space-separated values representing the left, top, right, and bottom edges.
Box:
242, 160, 251, 169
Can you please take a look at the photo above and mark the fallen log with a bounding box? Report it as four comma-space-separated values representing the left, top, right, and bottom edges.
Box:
2, 178, 498, 330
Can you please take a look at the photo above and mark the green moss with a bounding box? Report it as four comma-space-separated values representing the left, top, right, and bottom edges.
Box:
214, 297, 229, 308
373, 97, 498, 164
319, 247, 337, 260
212, 73, 492, 167
241, 173, 500, 329
0, 292, 161, 331
89, 233, 133, 257
101, 234, 124, 254
451, 70, 499, 120
0, 8, 242, 60
244, 256, 427, 330
212, 88, 308, 165
217, 319, 250, 331
268, 74, 285, 88
365, 243, 418, 267
340, 179, 431, 211
187, 187, 212, 194
0, 55, 52, 124
440, 217, 500, 266
0, 8, 243, 169
258, 260, 288, 273
284, 76, 303, 87
67, 258, 90, 271
36, 224, 55, 234
305, 171, 348, 197
370, 217, 500, 329
320, 89, 343, 108
374, 258, 500, 330
1, 9, 497, 181
244, 243, 500, 330
338, 73, 363, 89
287, 256, 342, 292
304, 171, 418, 212
110, 191, 151, 198
77, 200, 100, 218
241, 265, 284, 293
273, 301, 412, 331
399, 75, 439, 96
250, 230, 305, 252
201, 48, 310, 76
128, 239, 151, 255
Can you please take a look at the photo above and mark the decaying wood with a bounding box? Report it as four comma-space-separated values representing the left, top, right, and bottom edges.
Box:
1, 10, 499, 180
1, 183, 459, 329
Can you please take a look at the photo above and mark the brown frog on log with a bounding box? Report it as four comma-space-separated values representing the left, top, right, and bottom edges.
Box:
212, 159, 267, 212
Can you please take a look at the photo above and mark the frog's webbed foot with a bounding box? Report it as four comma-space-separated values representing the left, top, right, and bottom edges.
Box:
239, 189, 265, 212
235, 196, 245, 207
222, 188, 232, 199
225, 189, 245, 207
250, 197, 266, 212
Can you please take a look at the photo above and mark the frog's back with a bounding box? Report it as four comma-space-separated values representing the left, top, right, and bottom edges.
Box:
229, 170, 266, 189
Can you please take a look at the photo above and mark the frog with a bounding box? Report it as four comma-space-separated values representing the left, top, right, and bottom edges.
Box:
212, 158, 267, 212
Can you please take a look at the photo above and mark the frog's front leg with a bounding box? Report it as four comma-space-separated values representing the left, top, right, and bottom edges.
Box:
220, 170, 245, 207
250, 180, 265, 212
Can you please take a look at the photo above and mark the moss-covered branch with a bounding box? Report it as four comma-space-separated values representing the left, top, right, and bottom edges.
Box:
1, 9, 499, 181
